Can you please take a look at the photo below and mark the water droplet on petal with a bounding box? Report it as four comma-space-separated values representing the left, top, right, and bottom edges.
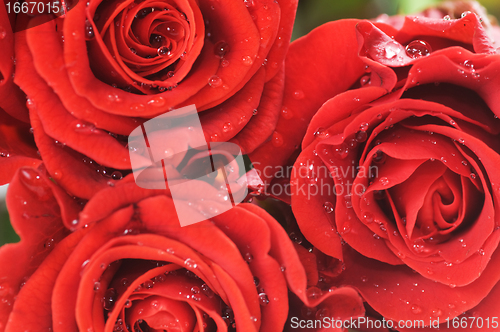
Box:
355, 131, 367, 142
281, 106, 294, 119
293, 90, 305, 100
411, 305, 422, 314
157, 46, 171, 56
360, 75, 370, 86
344, 195, 352, 208
258, 293, 269, 306
271, 131, 283, 147
85, 20, 95, 39
432, 308, 442, 317
334, 144, 349, 159
53, 170, 63, 180
102, 288, 117, 310
245, 252, 253, 263
363, 212, 374, 223
360, 122, 369, 131
323, 202, 334, 213
242, 55, 253, 66
184, 258, 197, 269
313, 127, 329, 139
201, 284, 214, 298
461, 11, 472, 18
405, 40, 432, 58
379, 177, 389, 186
214, 41, 230, 57
340, 222, 351, 234
306, 287, 322, 300
208, 75, 222, 88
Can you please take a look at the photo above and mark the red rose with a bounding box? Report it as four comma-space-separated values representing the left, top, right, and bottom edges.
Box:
285, 5, 500, 329
1, 0, 297, 199
0, 166, 363, 332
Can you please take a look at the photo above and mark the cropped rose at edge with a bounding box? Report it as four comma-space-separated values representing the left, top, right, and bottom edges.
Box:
0, 0, 297, 199
0, 166, 364, 332
271, 4, 500, 329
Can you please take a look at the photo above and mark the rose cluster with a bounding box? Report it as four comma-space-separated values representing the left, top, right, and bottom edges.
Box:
2, 1, 500, 332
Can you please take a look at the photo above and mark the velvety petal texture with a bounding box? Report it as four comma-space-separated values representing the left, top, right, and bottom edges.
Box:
0, 176, 363, 332
288, 4, 500, 329
6, 0, 298, 198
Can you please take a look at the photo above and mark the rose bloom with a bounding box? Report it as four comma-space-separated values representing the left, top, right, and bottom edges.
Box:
0, 166, 365, 332
278, 2, 500, 329
0, 0, 297, 199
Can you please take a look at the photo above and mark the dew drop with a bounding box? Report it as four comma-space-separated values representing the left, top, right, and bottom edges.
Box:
315, 308, 330, 319
157, 46, 171, 56
313, 127, 329, 139
0, 26, 6, 40
258, 293, 269, 306
334, 144, 349, 159
111, 171, 122, 180
411, 305, 422, 314
143, 280, 154, 289
379, 177, 389, 186
281, 106, 294, 119
245, 252, 254, 263
360, 122, 369, 131
344, 195, 352, 209
405, 40, 432, 58
271, 131, 283, 147
201, 284, 214, 298
293, 90, 305, 100
363, 211, 374, 223
221, 58, 230, 67
53, 170, 63, 180
306, 287, 322, 300
102, 288, 117, 310
85, 20, 95, 39
323, 202, 334, 213
214, 41, 230, 57
340, 222, 351, 234
208, 75, 222, 88
432, 308, 442, 317
184, 258, 197, 269
461, 11, 472, 18
359, 75, 370, 86
355, 131, 367, 142
242, 55, 253, 66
